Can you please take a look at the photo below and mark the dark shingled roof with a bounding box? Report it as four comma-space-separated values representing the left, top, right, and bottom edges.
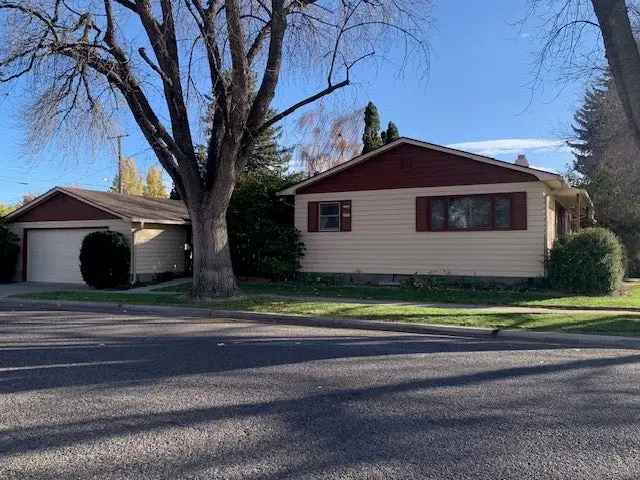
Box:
60, 187, 189, 223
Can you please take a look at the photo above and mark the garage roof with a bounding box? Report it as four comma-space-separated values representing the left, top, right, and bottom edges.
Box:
5, 187, 190, 224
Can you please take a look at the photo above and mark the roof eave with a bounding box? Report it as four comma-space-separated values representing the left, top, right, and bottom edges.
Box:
131, 218, 190, 225
4, 186, 189, 223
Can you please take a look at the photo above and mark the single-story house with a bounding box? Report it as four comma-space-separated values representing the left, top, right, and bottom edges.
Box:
278, 137, 592, 283
5, 187, 190, 284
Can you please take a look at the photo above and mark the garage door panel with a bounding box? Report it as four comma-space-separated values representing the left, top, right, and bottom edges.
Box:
27, 228, 106, 283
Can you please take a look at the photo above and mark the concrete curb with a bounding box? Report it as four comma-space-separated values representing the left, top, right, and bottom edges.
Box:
2, 298, 640, 349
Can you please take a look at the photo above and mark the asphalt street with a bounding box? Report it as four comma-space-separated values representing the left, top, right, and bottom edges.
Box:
1, 307, 640, 479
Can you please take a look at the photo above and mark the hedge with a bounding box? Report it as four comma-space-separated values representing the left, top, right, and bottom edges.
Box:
79, 231, 130, 288
0, 224, 19, 282
547, 227, 625, 294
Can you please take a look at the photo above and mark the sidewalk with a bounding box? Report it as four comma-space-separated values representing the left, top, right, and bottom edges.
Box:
125, 277, 191, 293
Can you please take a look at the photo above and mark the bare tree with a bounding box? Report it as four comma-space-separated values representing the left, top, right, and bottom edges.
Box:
295, 103, 362, 175
0, 0, 430, 297
592, 0, 640, 148
530, 0, 640, 149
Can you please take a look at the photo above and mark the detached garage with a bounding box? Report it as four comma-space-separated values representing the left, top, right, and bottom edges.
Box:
5, 187, 190, 284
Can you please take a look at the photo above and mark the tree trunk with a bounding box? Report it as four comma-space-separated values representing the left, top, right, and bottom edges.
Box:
592, 0, 640, 149
190, 206, 238, 299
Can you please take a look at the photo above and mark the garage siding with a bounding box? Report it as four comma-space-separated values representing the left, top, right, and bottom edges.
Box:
9, 219, 132, 282
295, 182, 548, 278
133, 223, 187, 278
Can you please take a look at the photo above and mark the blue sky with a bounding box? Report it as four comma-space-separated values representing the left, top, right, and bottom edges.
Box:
0, 0, 600, 204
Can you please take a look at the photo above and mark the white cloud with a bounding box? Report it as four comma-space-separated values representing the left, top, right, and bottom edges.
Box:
447, 138, 569, 157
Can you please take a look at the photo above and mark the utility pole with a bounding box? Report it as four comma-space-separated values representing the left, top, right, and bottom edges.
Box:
108, 134, 129, 193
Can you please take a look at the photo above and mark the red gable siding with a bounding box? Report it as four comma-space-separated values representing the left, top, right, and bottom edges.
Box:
11, 192, 119, 222
298, 143, 538, 194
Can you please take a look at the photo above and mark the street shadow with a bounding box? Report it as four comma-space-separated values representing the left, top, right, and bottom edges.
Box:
3, 310, 640, 478
0, 309, 597, 395
2, 346, 640, 478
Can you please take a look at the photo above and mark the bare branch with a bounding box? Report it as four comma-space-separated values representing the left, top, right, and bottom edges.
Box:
138, 47, 173, 86
259, 78, 349, 133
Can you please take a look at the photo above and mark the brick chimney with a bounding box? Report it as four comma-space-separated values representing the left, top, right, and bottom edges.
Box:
515, 154, 529, 167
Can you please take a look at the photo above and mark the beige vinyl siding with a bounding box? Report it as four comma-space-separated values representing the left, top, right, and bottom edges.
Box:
133, 223, 187, 275
295, 182, 548, 278
9, 219, 131, 282
546, 194, 557, 251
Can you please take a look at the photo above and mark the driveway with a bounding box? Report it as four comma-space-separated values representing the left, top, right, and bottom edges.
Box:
0, 282, 86, 298
1, 307, 640, 479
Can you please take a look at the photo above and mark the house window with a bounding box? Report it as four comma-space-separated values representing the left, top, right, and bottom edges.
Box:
448, 196, 491, 229
430, 198, 447, 231
556, 203, 568, 238
418, 192, 526, 232
494, 196, 512, 229
319, 202, 340, 231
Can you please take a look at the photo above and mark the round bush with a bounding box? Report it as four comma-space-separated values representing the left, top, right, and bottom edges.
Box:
548, 227, 625, 294
0, 225, 20, 282
80, 231, 131, 289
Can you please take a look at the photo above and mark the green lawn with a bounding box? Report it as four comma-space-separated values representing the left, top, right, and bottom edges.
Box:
14, 290, 640, 336
153, 280, 640, 310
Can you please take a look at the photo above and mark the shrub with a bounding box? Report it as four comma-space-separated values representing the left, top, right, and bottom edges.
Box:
547, 227, 625, 294
79, 231, 131, 289
227, 171, 305, 280
299, 273, 343, 286
0, 224, 19, 282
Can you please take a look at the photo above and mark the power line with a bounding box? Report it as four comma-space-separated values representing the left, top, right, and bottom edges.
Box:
127, 146, 154, 158
0, 176, 108, 190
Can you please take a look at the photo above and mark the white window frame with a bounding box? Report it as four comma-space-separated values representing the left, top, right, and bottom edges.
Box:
319, 201, 341, 232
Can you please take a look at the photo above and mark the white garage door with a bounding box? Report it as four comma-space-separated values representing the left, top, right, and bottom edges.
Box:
27, 228, 107, 283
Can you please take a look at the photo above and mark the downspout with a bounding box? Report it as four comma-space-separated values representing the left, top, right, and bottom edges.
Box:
131, 221, 144, 285
543, 192, 552, 278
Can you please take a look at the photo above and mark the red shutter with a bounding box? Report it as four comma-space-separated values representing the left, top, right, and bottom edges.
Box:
340, 200, 352, 232
308, 201, 319, 232
416, 197, 429, 231
511, 192, 527, 230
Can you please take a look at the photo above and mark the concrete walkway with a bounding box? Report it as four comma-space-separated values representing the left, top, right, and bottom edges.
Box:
125, 277, 190, 293
0, 282, 88, 298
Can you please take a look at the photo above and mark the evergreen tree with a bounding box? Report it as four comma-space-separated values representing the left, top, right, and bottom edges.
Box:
144, 165, 169, 198
383, 121, 400, 144
362, 101, 383, 153
568, 78, 609, 179
243, 117, 292, 173
111, 157, 144, 195
569, 74, 640, 273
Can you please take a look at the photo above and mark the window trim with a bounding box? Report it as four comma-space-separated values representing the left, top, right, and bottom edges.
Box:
318, 201, 341, 232
423, 193, 518, 232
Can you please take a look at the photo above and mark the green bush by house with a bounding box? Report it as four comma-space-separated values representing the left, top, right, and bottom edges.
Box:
227, 171, 305, 280
79, 231, 131, 289
0, 224, 19, 282
548, 227, 625, 294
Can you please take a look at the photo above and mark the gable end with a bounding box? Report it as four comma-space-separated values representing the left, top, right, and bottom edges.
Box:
9, 192, 120, 222
298, 143, 539, 194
